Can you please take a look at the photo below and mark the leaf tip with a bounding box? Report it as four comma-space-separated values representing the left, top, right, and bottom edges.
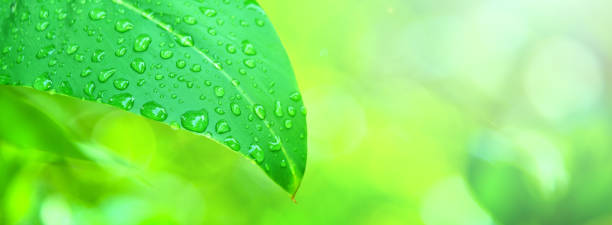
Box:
290, 180, 302, 204
291, 193, 298, 204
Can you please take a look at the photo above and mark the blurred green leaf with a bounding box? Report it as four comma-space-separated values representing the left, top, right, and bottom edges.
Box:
466, 132, 546, 225
467, 130, 612, 225
0, 0, 307, 194
0, 88, 85, 160
552, 123, 612, 224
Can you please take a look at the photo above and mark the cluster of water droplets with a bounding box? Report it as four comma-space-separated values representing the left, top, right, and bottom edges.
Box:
0, 0, 306, 177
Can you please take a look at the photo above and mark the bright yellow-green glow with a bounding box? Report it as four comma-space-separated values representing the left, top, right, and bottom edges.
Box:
2, 0, 612, 224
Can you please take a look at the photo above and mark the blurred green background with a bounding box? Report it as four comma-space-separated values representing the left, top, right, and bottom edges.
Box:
2, 0, 612, 224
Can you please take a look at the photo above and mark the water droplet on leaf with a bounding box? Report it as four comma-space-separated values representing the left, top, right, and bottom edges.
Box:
254, 104, 266, 120
226, 44, 237, 54
33, 73, 52, 91
130, 58, 146, 74
92, 49, 105, 63
108, 93, 135, 110
134, 34, 152, 52
83, 81, 96, 98
214, 86, 225, 97
183, 15, 197, 25
66, 44, 79, 55
199, 7, 217, 17
36, 21, 49, 31
140, 101, 168, 121
89, 8, 107, 21
181, 109, 209, 132
289, 92, 301, 102
269, 136, 282, 151
215, 119, 231, 134
113, 78, 129, 90
177, 35, 194, 47
98, 68, 116, 82
160, 50, 173, 59
115, 19, 134, 33
274, 100, 283, 117
230, 103, 241, 116
243, 59, 256, 68
224, 137, 241, 151
241, 40, 256, 56
249, 144, 265, 163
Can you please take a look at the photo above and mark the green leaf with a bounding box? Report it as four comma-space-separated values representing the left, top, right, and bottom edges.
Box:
466, 132, 546, 225
0, 0, 307, 195
0, 88, 86, 160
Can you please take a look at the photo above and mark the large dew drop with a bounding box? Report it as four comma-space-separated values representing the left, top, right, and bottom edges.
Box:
268, 136, 282, 151
180, 109, 209, 132
140, 101, 168, 121
115, 19, 134, 33
113, 78, 129, 90
108, 93, 135, 110
215, 119, 231, 134
88, 8, 107, 21
83, 81, 96, 98
98, 68, 116, 82
130, 58, 146, 74
32, 73, 52, 91
134, 34, 152, 52
177, 35, 194, 47
160, 50, 174, 59
230, 103, 241, 116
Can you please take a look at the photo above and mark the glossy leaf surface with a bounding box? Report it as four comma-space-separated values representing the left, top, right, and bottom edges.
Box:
0, 0, 306, 194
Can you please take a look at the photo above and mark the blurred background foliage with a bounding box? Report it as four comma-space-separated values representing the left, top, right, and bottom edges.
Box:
2, 0, 612, 224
